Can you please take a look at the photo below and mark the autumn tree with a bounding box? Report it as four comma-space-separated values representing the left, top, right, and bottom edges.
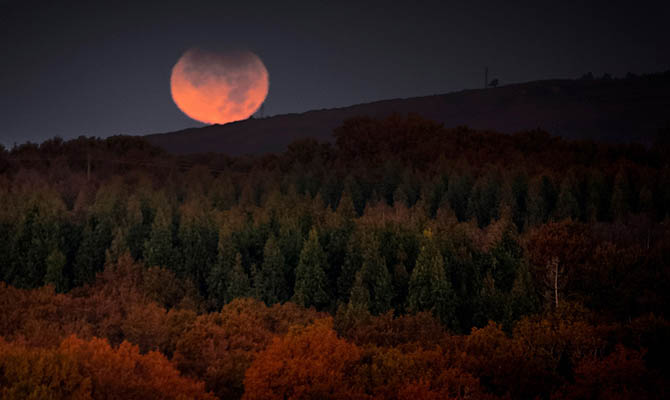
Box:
243, 319, 365, 400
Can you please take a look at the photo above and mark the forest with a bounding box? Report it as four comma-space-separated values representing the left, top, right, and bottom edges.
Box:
1, 114, 669, 399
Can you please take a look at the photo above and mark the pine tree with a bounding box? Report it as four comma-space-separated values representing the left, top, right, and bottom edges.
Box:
293, 228, 330, 310
177, 218, 218, 294
334, 271, 372, 335
347, 271, 371, 313
391, 260, 409, 313
527, 175, 557, 227
9, 206, 62, 288
73, 218, 112, 286
44, 248, 68, 292
509, 261, 540, 322
226, 253, 251, 302
408, 230, 457, 329
208, 233, 237, 309
337, 234, 362, 303
254, 235, 288, 304
446, 173, 473, 222
143, 205, 175, 270
466, 173, 500, 227
359, 233, 392, 315
555, 175, 580, 221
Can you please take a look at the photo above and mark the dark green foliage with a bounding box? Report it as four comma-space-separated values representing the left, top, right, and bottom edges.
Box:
408, 231, 458, 329
44, 249, 68, 292
126, 199, 154, 260
0, 222, 13, 282
143, 206, 176, 270
254, 235, 288, 304
446, 173, 473, 222
508, 173, 529, 230
226, 253, 251, 301
1, 115, 668, 337
293, 228, 330, 310
177, 222, 218, 294
358, 233, 393, 315
73, 218, 113, 286
8, 207, 61, 288
208, 234, 237, 309
555, 174, 581, 221
337, 235, 362, 303
527, 175, 558, 227
467, 173, 501, 227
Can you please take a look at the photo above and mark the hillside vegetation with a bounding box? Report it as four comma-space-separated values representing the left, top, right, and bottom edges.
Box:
1, 115, 669, 399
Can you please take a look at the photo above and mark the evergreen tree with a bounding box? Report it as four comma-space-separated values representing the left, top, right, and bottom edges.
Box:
293, 228, 330, 310
207, 233, 237, 309
125, 196, 153, 260
391, 260, 409, 313
476, 271, 508, 327
466, 174, 500, 227
143, 205, 176, 270
408, 230, 457, 329
359, 233, 393, 315
9, 206, 62, 288
210, 173, 238, 210
337, 234, 362, 303
226, 252, 251, 302
509, 261, 540, 322
0, 221, 13, 282
505, 173, 529, 231
254, 235, 288, 304
446, 173, 473, 222
334, 271, 372, 335
336, 189, 357, 221
44, 248, 68, 292
555, 175, 581, 221
527, 175, 557, 227
277, 222, 303, 293
177, 218, 218, 294
73, 218, 112, 286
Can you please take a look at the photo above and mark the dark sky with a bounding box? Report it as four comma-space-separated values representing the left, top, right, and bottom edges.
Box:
1, 0, 668, 146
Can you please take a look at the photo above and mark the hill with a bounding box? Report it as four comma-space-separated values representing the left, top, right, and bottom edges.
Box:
145, 72, 670, 155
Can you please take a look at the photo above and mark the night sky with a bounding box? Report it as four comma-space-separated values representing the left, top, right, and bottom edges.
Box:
1, 0, 668, 146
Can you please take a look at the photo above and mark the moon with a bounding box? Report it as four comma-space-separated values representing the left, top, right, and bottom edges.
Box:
170, 48, 269, 124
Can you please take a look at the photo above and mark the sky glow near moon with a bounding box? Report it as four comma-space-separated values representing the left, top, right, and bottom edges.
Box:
170, 49, 269, 124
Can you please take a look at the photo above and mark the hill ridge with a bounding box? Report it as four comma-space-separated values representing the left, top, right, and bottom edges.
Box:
145, 73, 670, 155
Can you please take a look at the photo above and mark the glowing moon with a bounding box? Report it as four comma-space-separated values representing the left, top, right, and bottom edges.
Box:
170, 48, 269, 124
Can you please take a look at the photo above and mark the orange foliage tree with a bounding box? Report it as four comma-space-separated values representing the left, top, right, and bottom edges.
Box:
173, 298, 323, 400
0, 335, 214, 400
243, 318, 366, 400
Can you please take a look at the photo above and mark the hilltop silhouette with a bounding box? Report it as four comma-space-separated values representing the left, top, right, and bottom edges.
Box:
145, 71, 670, 155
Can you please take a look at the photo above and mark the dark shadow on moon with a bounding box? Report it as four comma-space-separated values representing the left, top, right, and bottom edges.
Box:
180, 48, 266, 104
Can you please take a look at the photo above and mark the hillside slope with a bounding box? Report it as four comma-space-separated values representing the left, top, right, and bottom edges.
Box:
145, 72, 670, 155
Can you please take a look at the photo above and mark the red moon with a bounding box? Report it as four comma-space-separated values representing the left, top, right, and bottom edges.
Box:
170, 49, 269, 124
